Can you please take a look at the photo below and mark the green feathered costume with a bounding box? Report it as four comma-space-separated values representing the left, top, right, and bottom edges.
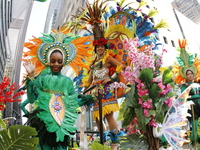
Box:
20, 31, 94, 150
25, 71, 84, 149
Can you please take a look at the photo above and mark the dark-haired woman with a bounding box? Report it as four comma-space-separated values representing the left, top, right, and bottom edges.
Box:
23, 50, 94, 150
87, 44, 123, 150
180, 69, 200, 145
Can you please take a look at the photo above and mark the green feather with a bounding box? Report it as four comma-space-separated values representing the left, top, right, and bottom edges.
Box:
39, 33, 54, 43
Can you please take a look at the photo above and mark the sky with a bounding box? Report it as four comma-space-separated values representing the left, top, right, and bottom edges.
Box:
20, 0, 51, 123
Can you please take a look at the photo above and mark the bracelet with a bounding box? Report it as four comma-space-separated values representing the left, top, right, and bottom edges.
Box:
26, 76, 35, 81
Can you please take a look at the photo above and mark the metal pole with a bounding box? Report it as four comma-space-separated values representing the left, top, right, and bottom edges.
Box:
98, 89, 103, 145
192, 105, 197, 150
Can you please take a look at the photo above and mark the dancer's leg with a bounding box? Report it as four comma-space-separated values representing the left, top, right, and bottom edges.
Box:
105, 112, 118, 134
105, 112, 119, 150
96, 118, 107, 131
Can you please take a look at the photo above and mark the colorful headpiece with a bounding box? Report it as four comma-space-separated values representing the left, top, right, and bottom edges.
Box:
173, 39, 200, 84
71, 0, 107, 46
22, 30, 93, 76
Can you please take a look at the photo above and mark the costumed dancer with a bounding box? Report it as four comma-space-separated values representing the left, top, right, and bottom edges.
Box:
69, 1, 128, 149
173, 39, 200, 146
87, 38, 123, 150
20, 30, 97, 150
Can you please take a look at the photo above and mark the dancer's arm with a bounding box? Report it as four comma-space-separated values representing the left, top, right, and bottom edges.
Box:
20, 99, 29, 114
23, 60, 37, 103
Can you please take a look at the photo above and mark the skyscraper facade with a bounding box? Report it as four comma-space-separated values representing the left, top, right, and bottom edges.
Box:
0, 0, 11, 81
172, 0, 200, 25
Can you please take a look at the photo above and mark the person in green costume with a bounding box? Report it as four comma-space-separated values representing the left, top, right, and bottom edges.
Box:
20, 31, 96, 150
180, 69, 200, 145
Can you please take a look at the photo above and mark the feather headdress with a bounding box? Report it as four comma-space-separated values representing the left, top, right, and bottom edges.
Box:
173, 39, 200, 84
22, 30, 93, 76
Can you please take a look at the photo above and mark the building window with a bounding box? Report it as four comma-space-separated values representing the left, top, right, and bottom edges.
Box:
171, 40, 175, 47
163, 36, 168, 44
149, 18, 155, 23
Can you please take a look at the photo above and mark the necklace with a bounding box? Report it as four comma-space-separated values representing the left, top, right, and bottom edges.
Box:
91, 55, 105, 69
93, 67, 109, 79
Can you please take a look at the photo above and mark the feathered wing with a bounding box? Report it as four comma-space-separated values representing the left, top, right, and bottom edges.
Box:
160, 83, 198, 150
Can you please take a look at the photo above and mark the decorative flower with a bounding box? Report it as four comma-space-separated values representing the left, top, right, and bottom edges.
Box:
120, 37, 176, 133
0, 77, 25, 111
93, 38, 108, 46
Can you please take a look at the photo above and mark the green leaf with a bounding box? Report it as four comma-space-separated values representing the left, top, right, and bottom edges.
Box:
155, 97, 169, 123
117, 99, 126, 121
167, 91, 175, 97
0, 118, 6, 130
148, 110, 156, 116
135, 107, 151, 131
162, 68, 174, 85
141, 95, 150, 101
139, 68, 153, 86
91, 141, 111, 150
149, 83, 161, 103
126, 84, 138, 107
120, 133, 148, 150
0, 125, 39, 150
122, 107, 135, 127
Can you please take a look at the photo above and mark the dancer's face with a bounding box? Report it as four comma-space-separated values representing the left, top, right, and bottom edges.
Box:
96, 45, 106, 56
186, 70, 194, 82
49, 51, 63, 73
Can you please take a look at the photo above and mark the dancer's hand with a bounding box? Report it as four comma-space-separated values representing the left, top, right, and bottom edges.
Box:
102, 78, 111, 84
23, 60, 36, 77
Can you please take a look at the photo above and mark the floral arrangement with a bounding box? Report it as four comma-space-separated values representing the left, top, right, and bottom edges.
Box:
118, 37, 176, 149
0, 77, 25, 111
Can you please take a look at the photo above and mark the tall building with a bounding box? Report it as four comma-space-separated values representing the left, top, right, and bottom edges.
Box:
139, 0, 200, 66
172, 0, 200, 25
0, 0, 11, 82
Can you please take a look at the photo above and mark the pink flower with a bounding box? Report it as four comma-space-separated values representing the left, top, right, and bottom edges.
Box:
159, 84, 171, 96
158, 82, 165, 90
152, 78, 158, 83
164, 97, 174, 107
132, 117, 138, 123
138, 98, 143, 104
142, 101, 152, 109
148, 119, 157, 127
144, 109, 149, 117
